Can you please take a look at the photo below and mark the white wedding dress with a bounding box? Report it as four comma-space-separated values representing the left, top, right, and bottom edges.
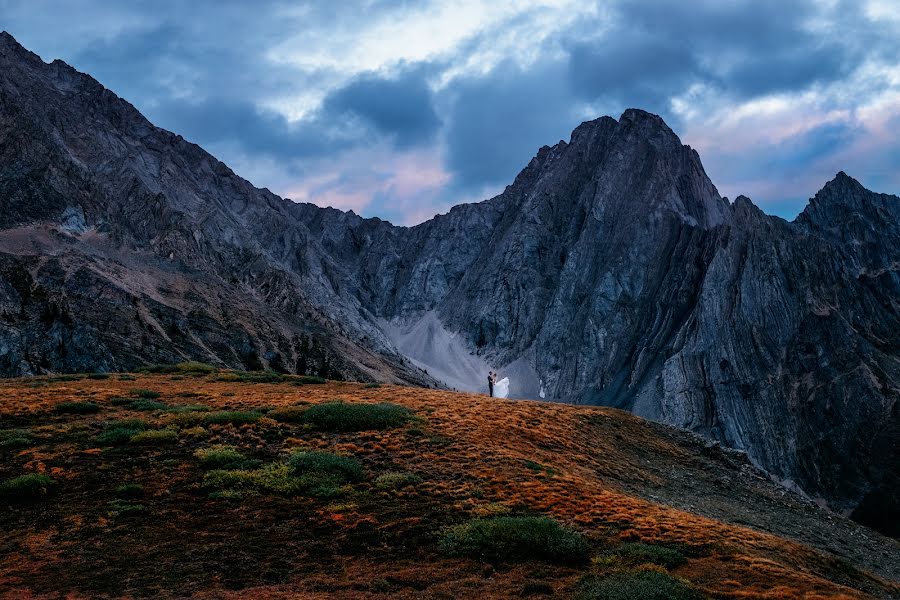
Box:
494, 377, 510, 399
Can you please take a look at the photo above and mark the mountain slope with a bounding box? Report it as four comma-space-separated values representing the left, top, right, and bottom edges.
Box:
0, 31, 433, 387
0, 373, 897, 598
0, 32, 898, 532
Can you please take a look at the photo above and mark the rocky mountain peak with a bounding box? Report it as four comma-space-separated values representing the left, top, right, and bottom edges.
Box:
0, 31, 35, 60
797, 170, 896, 231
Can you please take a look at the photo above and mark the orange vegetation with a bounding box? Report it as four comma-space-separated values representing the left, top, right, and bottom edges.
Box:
0, 374, 897, 599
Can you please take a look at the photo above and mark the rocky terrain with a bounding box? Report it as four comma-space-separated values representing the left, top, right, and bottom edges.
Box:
0, 31, 897, 533
0, 371, 898, 598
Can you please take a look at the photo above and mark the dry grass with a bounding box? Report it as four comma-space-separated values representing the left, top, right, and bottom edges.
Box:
0, 374, 897, 599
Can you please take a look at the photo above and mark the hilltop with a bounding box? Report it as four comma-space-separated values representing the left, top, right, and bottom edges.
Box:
0, 370, 897, 598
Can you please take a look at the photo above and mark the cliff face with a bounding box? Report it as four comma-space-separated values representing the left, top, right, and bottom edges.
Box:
1, 32, 897, 527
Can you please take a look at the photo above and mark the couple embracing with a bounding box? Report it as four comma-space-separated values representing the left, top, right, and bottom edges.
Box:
487, 371, 510, 398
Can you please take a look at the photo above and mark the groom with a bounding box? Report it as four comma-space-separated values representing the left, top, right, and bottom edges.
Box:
487, 371, 495, 397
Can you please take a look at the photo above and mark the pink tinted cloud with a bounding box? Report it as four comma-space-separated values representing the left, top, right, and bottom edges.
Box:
285, 146, 453, 224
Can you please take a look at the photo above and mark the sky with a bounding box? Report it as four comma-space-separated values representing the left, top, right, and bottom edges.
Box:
2, 0, 899, 225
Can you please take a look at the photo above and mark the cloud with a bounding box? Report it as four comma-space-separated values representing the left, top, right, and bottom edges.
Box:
443, 59, 576, 191
3, 0, 899, 222
322, 69, 442, 147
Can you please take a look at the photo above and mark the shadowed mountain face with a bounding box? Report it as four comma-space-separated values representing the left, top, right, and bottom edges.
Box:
0, 32, 897, 531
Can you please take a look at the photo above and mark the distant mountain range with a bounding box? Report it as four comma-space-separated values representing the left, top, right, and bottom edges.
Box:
0, 31, 897, 533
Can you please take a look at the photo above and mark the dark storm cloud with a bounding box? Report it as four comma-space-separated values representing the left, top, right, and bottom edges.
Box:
322, 70, 442, 147
443, 59, 576, 191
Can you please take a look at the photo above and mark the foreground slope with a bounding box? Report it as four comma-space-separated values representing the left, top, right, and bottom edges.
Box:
0, 372, 897, 598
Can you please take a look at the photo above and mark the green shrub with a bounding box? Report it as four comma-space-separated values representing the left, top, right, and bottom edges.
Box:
55, 401, 101, 414
268, 406, 307, 423
136, 364, 179, 374
0, 473, 55, 501
363, 382, 381, 389
109, 396, 135, 406
180, 426, 208, 438
294, 375, 327, 385
130, 429, 178, 445
288, 450, 364, 482
374, 471, 422, 490
129, 399, 168, 411
299, 402, 412, 431
440, 516, 588, 564
48, 374, 82, 382
174, 362, 217, 374
202, 410, 262, 425
97, 419, 150, 445
118, 374, 136, 381
87, 373, 110, 380
195, 445, 247, 469
203, 463, 304, 496
0, 428, 33, 449
165, 404, 210, 413
116, 483, 144, 497
612, 543, 687, 569
575, 571, 703, 600
133, 389, 161, 399
107, 499, 146, 516
218, 371, 286, 383
215, 372, 242, 382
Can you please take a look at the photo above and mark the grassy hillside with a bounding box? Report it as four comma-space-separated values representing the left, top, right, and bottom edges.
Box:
0, 370, 897, 598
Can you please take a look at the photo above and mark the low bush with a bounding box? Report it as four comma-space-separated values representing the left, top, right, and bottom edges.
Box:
55, 401, 101, 414
97, 419, 149, 445
217, 371, 286, 384
136, 364, 179, 374
0, 473, 55, 501
575, 571, 703, 600
180, 426, 208, 438
133, 389, 161, 399
47, 374, 82, 382
374, 471, 422, 490
109, 396, 135, 406
0, 428, 33, 449
203, 463, 304, 496
195, 445, 247, 469
440, 516, 588, 564
164, 404, 210, 413
612, 543, 687, 569
363, 382, 381, 389
130, 429, 178, 445
299, 402, 412, 431
288, 450, 364, 482
115, 483, 144, 497
118, 374, 136, 381
130, 399, 168, 411
107, 499, 146, 516
268, 406, 307, 423
174, 362, 217, 374
202, 410, 262, 426
294, 375, 327, 385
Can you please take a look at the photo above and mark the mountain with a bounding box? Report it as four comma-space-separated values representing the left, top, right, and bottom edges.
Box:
0, 32, 897, 534
0, 31, 435, 388
1, 373, 898, 598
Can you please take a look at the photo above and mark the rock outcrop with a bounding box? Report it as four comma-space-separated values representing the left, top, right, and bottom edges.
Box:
1, 32, 897, 531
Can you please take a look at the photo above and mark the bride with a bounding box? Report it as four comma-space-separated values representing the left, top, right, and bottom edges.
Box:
494, 375, 510, 399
